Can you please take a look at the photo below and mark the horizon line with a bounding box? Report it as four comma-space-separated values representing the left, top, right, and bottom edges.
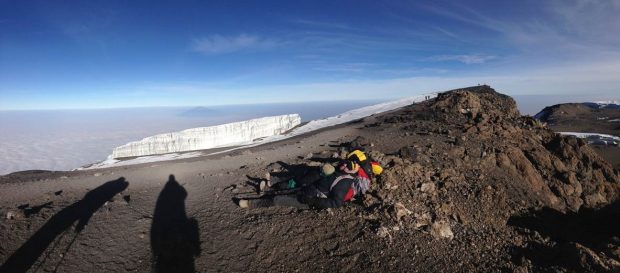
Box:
0, 98, 392, 112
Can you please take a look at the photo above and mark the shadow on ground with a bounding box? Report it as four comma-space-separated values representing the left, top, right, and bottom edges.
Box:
150, 175, 201, 273
508, 201, 620, 271
0, 177, 129, 273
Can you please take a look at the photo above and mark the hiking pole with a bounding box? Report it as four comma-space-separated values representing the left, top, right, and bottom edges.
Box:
51, 229, 80, 273
32, 228, 70, 273
260, 187, 301, 197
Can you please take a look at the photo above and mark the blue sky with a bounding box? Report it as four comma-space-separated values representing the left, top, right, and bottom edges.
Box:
1, 0, 619, 110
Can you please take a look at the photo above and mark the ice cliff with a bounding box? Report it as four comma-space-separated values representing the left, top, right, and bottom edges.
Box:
111, 114, 301, 158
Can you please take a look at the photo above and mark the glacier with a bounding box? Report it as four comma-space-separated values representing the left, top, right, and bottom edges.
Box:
83, 93, 435, 169
111, 114, 301, 158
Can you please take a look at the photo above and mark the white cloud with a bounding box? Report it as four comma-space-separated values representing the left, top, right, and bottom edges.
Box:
424, 1, 620, 57
13, 58, 616, 110
428, 54, 496, 64
271, 60, 618, 98
192, 34, 278, 54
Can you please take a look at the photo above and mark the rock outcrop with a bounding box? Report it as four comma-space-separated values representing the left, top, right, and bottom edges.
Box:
290, 85, 620, 272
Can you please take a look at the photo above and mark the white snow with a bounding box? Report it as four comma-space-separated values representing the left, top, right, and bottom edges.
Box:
589, 101, 620, 108
110, 114, 301, 158
219, 94, 433, 151
592, 100, 620, 105
85, 152, 205, 169
82, 93, 436, 169
288, 95, 429, 136
558, 132, 620, 146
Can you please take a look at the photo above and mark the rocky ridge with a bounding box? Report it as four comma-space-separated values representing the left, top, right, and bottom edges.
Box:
239, 85, 620, 272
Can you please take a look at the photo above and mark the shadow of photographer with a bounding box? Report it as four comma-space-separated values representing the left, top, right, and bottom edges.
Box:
0, 177, 129, 273
150, 175, 201, 273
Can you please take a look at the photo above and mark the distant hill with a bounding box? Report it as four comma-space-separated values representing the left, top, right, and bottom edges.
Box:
534, 102, 620, 135
534, 101, 620, 169
179, 106, 218, 117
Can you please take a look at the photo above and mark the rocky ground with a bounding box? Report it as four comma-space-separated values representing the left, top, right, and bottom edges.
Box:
1, 86, 619, 272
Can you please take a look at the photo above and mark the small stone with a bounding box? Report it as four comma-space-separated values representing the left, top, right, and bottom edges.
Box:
377, 226, 391, 238
394, 202, 412, 221
304, 153, 313, 159
6, 211, 15, 220
430, 220, 454, 240
413, 213, 432, 229
420, 182, 436, 193
93, 172, 102, 177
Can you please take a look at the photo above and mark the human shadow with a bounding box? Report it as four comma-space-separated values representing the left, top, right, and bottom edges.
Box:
507, 201, 620, 270
150, 175, 201, 273
0, 177, 129, 273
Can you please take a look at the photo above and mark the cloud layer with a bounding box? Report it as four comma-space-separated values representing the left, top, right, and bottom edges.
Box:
192, 34, 278, 54
428, 54, 496, 64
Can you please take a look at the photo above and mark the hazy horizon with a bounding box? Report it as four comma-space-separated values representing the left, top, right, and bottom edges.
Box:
0, 100, 383, 175
1, 93, 617, 114
1, 94, 618, 175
